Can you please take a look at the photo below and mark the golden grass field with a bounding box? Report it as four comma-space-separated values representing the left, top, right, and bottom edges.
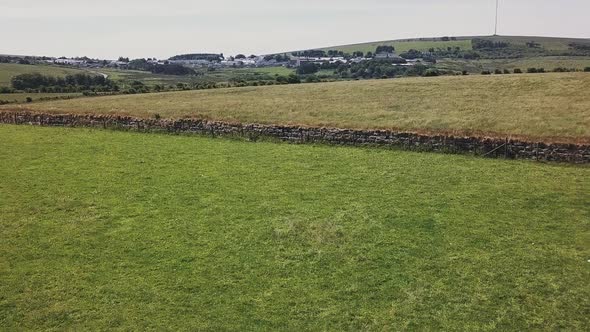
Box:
3, 72, 589, 143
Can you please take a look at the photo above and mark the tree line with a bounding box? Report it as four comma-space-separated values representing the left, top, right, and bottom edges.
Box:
127, 59, 195, 75
10, 73, 117, 92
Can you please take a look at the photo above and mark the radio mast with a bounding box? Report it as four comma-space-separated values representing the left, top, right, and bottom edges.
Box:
494, 0, 499, 36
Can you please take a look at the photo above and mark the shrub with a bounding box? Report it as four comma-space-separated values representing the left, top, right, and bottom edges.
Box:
513, 68, 523, 74
287, 74, 301, 84
584, 67, 590, 72
304, 75, 320, 83
275, 76, 289, 84
494, 69, 502, 74
503, 69, 510, 74
481, 70, 492, 75
25, 97, 33, 103
527, 68, 538, 73
154, 113, 161, 120
462, 70, 468, 75
423, 69, 440, 77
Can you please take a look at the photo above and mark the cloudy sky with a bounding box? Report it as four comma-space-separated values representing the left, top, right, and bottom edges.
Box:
1, 0, 588, 59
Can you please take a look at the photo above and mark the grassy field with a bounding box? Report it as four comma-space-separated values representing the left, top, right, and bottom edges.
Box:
100, 66, 295, 87
483, 35, 590, 52
0, 125, 588, 330
438, 56, 590, 74
319, 35, 590, 56
4, 72, 589, 143
0, 92, 83, 104
320, 38, 472, 54
0, 63, 94, 87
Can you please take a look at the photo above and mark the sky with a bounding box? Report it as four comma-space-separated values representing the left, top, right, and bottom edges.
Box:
1, 0, 589, 59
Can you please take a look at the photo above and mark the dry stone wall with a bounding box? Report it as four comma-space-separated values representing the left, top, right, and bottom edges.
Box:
1, 111, 588, 163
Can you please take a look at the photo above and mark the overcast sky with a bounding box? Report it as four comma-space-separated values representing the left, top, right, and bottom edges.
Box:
1, 0, 588, 59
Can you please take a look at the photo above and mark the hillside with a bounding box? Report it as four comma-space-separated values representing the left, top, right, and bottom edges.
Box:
317, 35, 590, 58
0, 63, 95, 87
5, 72, 589, 143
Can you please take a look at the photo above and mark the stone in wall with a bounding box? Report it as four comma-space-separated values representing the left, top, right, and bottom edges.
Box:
0, 111, 588, 164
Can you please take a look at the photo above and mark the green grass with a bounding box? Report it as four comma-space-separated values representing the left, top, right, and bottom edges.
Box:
99, 66, 295, 88
98, 68, 197, 87
236, 66, 294, 75
320, 38, 473, 54
0, 92, 83, 104
438, 56, 590, 74
5, 72, 589, 143
318, 35, 590, 56
483, 35, 590, 52
1, 125, 588, 330
0, 63, 94, 87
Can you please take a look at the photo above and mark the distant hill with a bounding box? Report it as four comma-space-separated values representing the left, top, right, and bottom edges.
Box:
304, 35, 590, 59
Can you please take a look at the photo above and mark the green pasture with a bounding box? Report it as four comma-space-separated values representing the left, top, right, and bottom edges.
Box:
0, 125, 588, 330
321, 39, 473, 55
0, 63, 93, 87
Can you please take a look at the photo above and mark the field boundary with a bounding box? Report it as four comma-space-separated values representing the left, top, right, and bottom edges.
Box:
1, 111, 588, 163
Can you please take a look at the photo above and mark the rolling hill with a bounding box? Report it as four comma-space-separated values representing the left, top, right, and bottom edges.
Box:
315, 35, 590, 58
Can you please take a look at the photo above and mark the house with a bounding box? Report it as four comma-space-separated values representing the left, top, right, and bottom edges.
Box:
53, 58, 84, 65
374, 52, 401, 60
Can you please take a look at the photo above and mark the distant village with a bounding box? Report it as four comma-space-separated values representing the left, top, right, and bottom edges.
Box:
1, 46, 432, 71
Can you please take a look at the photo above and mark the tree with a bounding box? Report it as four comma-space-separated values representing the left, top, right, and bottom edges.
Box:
513, 68, 523, 74
296, 62, 319, 75
584, 67, 590, 72
235, 54, 246, 59
472, 39, 509, 49
399, 49, 423, 59
375, 45, 395, 54
118, 57, 129, 62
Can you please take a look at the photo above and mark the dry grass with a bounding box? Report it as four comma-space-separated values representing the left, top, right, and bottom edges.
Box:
3, 72, 589, 143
